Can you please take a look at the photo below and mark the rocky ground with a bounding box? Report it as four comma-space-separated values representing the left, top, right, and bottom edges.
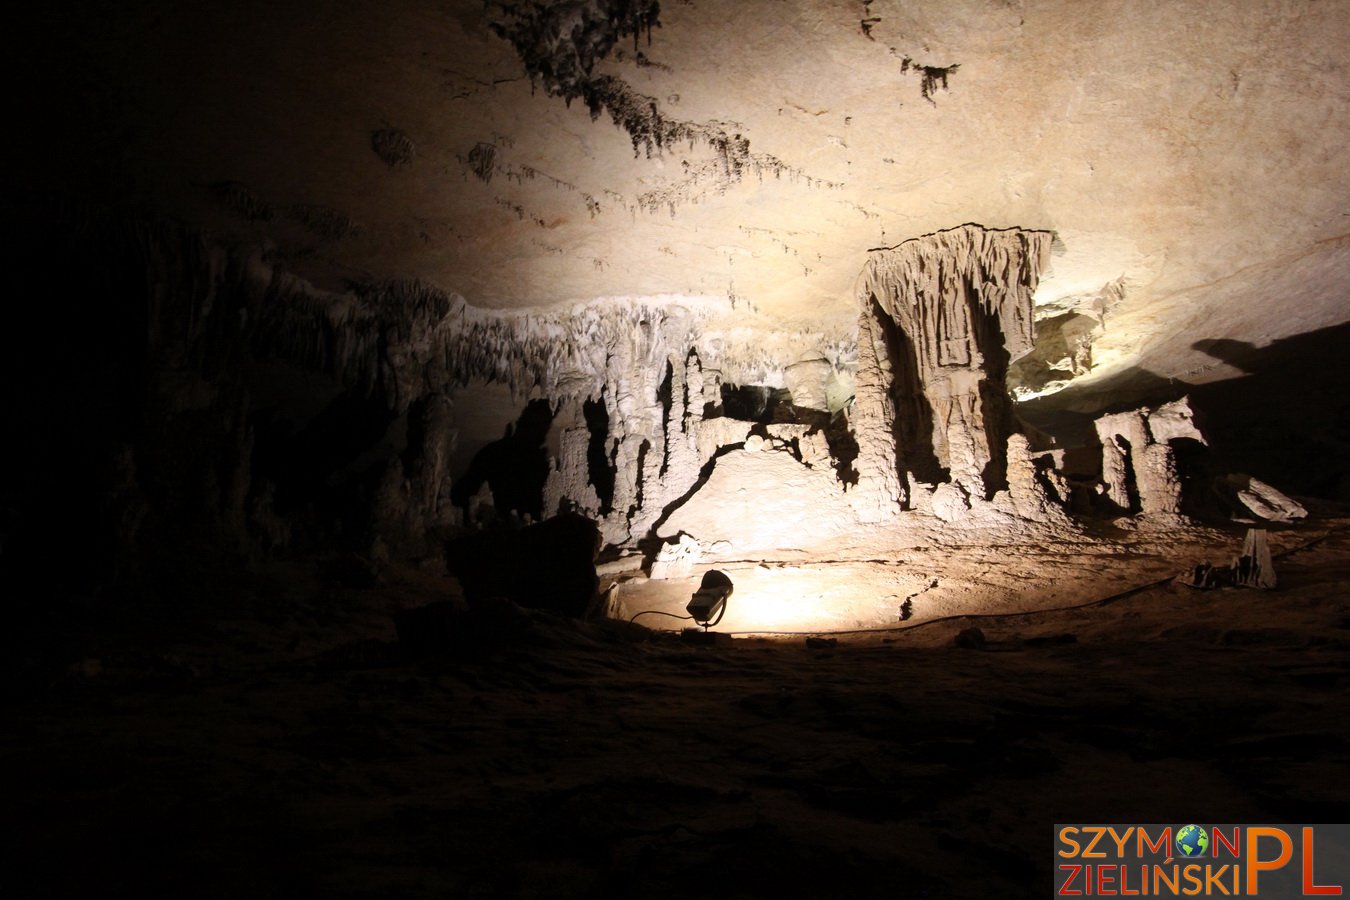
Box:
5, 514, 1350, 898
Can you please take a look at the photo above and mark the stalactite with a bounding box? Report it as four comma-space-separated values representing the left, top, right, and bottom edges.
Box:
54, 209, 864, 553
250, 271, 850, 419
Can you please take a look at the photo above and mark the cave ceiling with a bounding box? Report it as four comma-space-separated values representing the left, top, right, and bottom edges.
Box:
14, 0, 1349, 393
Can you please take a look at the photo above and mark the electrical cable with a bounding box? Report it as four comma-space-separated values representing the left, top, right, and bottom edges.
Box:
702, 601, 727, 629
629, 609, 694, 625
629, 597, 729, 629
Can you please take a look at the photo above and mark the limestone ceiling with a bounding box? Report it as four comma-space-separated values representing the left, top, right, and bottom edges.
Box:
14, 0, 1350, 387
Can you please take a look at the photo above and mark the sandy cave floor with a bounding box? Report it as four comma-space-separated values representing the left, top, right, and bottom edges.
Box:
612, 523, 1314, 636
5, 516, 1350, 898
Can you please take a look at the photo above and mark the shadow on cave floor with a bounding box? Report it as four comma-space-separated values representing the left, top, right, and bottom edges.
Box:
5, 525, 1350, 898
1017, 320, 1350, 500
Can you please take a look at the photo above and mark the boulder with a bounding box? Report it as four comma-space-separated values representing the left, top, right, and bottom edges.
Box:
446, 512, 601, 617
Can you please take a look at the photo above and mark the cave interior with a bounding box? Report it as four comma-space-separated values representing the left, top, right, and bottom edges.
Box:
4, 0, 1350, 896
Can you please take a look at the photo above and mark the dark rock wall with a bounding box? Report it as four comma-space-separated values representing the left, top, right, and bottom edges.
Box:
0, 202, 461, 599
4, 203, 251, 595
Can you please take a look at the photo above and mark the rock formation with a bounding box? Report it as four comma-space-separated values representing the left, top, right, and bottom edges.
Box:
851, 224, 1053, 517
1224, 474, 1308, 524
783, 353, 835, 413
217, 237, 861, 551
1233, 528, 1277, 590
649, 532, 701, 580
658, 447, 855, 554
1093, 397, 1205, 520
8, 0, 1345, 592
3, 201, 1319, 599
996, 433, 1073, 526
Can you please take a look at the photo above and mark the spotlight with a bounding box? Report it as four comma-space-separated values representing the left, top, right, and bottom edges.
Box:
686, 569, 733, 629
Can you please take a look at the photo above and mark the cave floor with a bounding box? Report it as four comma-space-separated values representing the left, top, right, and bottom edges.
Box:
5, 520, 1350, 898
615, 522, 1319, 635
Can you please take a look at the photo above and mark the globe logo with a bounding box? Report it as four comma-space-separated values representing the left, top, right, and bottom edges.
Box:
1176, 824, 1210, 858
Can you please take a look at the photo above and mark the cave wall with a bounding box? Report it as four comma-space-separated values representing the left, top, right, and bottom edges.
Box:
3, 204, 259, 594
12, 202, 1285, 601
655, 224, 1074, 555
0, 203, 863, 595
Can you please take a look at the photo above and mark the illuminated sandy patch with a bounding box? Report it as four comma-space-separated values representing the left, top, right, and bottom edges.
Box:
611, 529, 1320, 637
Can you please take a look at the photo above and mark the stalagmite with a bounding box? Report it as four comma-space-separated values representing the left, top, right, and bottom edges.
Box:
848, 296, 905, 521
930, 481, 971, 523
607, 435, 647, 544
1135, 442, 1183, 518
999, 433, 1072, 524
372, 391, 462, 554
699, 367, 723, 413
794, 428, 833, 469
543, 416, 603, 520
1233, 528, 1276, 589
1094, 410, 1150, 513
628, 350, 704, 538
1093, 397, 1204, 520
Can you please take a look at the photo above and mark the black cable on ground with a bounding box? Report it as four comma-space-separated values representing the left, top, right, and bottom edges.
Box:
629, 609, 693, 625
